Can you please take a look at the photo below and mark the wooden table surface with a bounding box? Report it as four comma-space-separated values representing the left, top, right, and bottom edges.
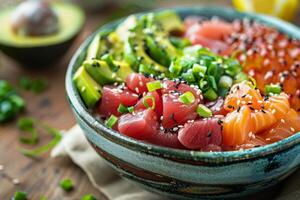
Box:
0, 0, 299, 199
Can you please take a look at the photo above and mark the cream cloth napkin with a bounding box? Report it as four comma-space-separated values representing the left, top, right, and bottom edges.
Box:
51, 125, 300, 200
51, 125, 162, 200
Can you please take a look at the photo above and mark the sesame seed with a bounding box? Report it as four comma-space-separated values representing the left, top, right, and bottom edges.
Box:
291, 127, 295, 132
281, 119, 285, 123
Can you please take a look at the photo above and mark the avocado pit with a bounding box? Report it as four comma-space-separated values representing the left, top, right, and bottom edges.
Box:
11, 0, 59, 37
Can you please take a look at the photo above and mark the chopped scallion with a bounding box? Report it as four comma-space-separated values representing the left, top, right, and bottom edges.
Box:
81, 194, 97, 200
128, 106, 134, 113
143, 96, 155, 109
179, 91, 195, 105
117, 104, 128, 114
219, 75, 233, 89
146, 81, 162, 92
59, 179, 73, 191
207, 76, 218, 91
192, 63, 206, 78
17, 117, 39, 145
105, 115, 118, 128
203, 88, 218, 101
182, 70, 195, 83
20, 123, 62, 157
13, 191, 28, 200
197, 104, 212, 118
264, 84, 281, 95
234, 72, 248, 83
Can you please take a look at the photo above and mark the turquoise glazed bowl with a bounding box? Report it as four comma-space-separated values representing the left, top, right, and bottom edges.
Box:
66, 7, 300, 199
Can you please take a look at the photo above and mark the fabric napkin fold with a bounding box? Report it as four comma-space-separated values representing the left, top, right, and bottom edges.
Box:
51, 125, 161, 200
51, 125, 300, 200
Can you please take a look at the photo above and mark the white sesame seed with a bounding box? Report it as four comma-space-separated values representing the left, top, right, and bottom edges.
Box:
281, 119, 285, 123
266, 138, 271, 141
264, 71, 273, 80
291, 127, 295, 132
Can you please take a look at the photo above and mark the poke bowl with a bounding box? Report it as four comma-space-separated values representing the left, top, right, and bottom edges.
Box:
66, 7, 300, 199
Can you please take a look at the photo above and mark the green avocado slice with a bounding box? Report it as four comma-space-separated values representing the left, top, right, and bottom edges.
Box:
118, 15, 167, 74
0, 3, 84, 47
73, 67, 102, 108
83, 59, 133, 85
154, 10, 184, 33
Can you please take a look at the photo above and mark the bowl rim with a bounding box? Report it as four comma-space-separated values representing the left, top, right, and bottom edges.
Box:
66, 6, 300, 163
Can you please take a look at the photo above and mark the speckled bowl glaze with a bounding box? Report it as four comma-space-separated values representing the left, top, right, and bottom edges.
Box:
66, 7, 300, 199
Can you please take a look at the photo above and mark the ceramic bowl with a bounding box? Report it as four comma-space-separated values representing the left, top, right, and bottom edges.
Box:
66, 7, 300, 199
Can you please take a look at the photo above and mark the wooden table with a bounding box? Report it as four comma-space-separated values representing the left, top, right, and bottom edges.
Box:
0, 1, 299, 199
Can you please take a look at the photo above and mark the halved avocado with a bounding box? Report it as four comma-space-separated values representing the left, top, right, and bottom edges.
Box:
0, 3, 85, 67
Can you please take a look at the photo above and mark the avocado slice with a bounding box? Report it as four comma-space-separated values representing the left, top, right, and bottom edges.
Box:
143, 13, 182, 66
83, 59, 115, 85
114, 61, 133, 81
154, 10, 184, 33
73, 66, 102, 108
118, 15, 167, 74
83, 59, 133, 85
86, 31, 124, 61
0, 3, 85, 66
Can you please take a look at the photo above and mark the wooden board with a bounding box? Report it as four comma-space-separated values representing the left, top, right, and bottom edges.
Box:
0, 0, 299, 199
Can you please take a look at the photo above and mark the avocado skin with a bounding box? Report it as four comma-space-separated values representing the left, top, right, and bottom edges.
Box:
0, 34, 77, 67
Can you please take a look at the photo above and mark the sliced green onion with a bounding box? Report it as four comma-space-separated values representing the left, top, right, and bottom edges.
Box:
105, 115, 118, 128
59, 179, 74, 191
146, 80, 162, 92
203, 88, 218, 101
197, 104, 212, 118
199, 79, 209, 91
19, 77, 48, 94
13, 191, 28, 200
182, 70, 196, 83
143, 96, 155, 109
179, 91, 195, 105
81, 194, 97, 200
9, 95, 25, 110
218, 87, 229, 97
207, 76, 218, 91
128, 106, 134, 113
20, 123, 62, 157
17, 117, 39, 145
117, 104, 128, 114
40, 196, 48, 200
169, 59, 182, 77
264, 84, 281, 95
0, 80, 25, 123
192, 63, 206, 78
234, 72, 248, 83
224, 58, 242, 76
219, 75, 233, 89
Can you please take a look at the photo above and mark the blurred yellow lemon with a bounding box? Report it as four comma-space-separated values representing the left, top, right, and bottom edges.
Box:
232, 0, 299, 21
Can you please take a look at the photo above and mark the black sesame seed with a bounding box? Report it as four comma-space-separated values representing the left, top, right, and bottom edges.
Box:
207, 131, 212, 138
